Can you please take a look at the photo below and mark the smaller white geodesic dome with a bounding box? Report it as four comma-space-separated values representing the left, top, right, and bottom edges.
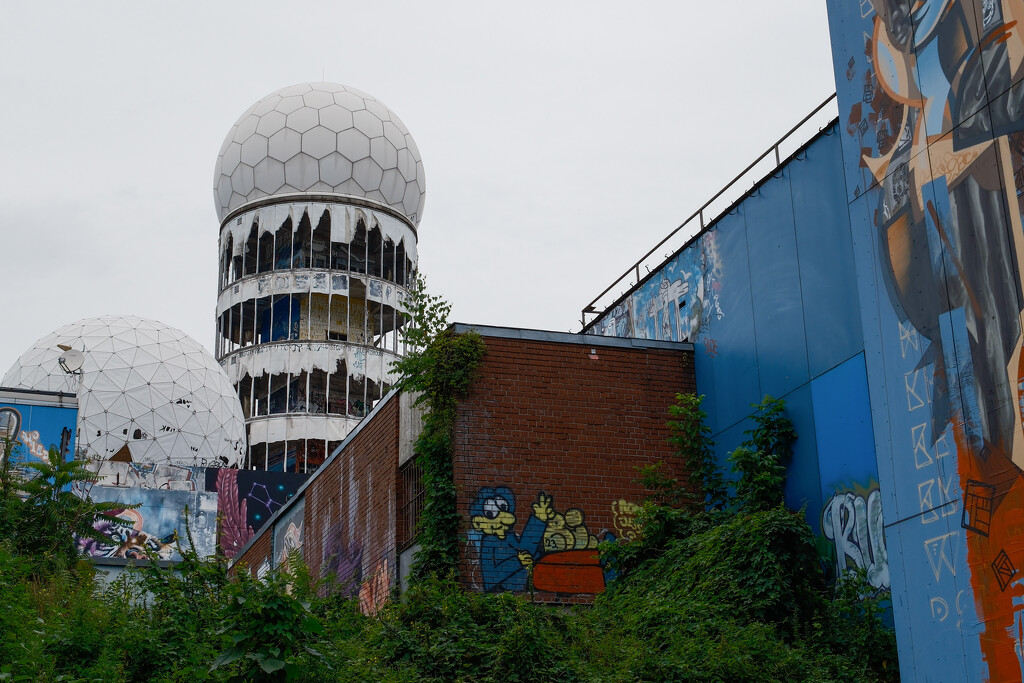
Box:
213, 82, 426, 226
2, 315, 246, 467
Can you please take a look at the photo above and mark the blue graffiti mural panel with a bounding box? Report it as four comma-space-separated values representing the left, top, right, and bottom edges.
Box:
790, 130, 864, 377
79, 485, 219, 561
744, 169, 810, 399
0, 400, 77, 478
826, 0, 1024, 676
273, 496, 305, 569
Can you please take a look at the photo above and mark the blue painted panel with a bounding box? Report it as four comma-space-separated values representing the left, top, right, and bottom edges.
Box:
696, 209, 761, 437
744, 169, 810, 399
790, 130, 864, 377
0, 401, 77, 482
824, 0, 883, 204
778, 383, 822, 533
711, 418, 748, 493
812, 353, 877, 491
812, 354, 888, 594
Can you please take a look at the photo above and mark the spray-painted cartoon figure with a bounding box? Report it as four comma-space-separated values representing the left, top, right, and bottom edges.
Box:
469, 487, 553, 592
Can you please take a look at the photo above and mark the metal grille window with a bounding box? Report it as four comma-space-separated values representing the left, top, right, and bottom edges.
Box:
400, 460, 424, 548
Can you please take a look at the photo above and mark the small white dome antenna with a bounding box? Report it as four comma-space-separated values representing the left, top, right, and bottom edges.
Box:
56, 344, 84, 392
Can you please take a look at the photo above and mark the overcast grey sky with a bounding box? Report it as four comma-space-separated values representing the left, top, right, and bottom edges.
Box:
0, 2, 838, 372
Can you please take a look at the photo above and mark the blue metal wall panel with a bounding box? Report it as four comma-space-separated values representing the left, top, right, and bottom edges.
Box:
744, 169, 811, 399
811, 353, 890, 594
825, 0, 1024, 675
777, 383, 822, 531
696, 209, 761, 437
812, 352, 876, 490
790, 130, 864, 377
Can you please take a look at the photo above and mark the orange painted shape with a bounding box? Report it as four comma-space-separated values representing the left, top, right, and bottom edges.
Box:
532, 549, 605, 594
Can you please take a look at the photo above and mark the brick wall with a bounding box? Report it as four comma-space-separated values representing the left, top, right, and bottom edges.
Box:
452, 328, 694, 603
233, 325, 694, 608
234, 393, 401, 613
236, 529, 273, 578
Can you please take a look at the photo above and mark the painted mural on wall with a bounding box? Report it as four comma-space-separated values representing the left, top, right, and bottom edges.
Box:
592, 232, 723, 342
827, 0, 1024, 678
77, 486, 218, 560
821, 483, 889, 594
0, 402, 76, 479
467, 487, 630, 595
206, 468, 308, 558
320, 522, 363, 596
273, 496, 305, 570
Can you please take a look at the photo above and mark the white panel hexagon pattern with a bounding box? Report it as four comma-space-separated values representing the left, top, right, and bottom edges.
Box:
213, 82, 426, 227
2, 315, 246, 468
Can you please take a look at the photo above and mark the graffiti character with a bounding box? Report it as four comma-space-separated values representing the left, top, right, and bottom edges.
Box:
359, 560, 391, 615
542, 507, 598, 552
469, 487, 552, 592
821, 488, 889, 592
864, 0, 1024, 505
611, 499, 640, 541
78, 510, 177, 560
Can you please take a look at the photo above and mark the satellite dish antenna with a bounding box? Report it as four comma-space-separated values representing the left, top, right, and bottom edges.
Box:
58, 348, 84, 374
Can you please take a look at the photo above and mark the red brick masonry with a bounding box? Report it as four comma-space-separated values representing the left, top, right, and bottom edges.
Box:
233, 324, 694, 607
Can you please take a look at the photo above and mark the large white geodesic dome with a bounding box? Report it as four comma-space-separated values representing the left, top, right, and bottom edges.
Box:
3, 315, 246, 467
213, 82, 426, 226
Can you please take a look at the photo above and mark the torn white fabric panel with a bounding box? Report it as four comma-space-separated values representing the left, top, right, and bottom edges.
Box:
266, 417, 287, 442
249, 419, 268, 443
223, 342, 399, 385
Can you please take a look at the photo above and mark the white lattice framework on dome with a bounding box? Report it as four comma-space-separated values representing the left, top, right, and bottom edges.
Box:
213, 83, 424, 474
213, 82, 425, 227
3, 316, 246, 468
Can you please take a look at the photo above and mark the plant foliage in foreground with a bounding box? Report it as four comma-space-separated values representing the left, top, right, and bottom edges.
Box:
0, 349, 896, 681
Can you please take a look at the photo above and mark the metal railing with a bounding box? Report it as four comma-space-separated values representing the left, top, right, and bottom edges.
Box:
580, 92, 839, 330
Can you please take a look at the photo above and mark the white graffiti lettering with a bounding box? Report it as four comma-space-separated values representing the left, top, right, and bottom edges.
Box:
924, 531, 959, 581
18, 429, 50, 464
822, 489, 890, 591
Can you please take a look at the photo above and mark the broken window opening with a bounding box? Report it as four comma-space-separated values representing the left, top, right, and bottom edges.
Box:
252, 372, 269, 416
306, 439, 326, 471
312, 209, 330, 269
266, 441, 286, 472
275, 219, 293, 271
294, 210, 311, 268
309, 369, 327, 414
244, 221, 258, 276
257, 229, 274, 274
238, 373, 253, 418
327, 360, 348, 415
350, 220, 367, 274
249, 441, 267, 470
383, 236, 396, 282
221, 233, 233, 288
367, 225, 383, 278
348, 375, 367, 418
269, 372, 288, 415
289, 371, 309, 413
395, 239, 407, 286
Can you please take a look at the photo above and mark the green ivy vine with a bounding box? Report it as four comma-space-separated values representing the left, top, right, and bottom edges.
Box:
392, 276, 486, 582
